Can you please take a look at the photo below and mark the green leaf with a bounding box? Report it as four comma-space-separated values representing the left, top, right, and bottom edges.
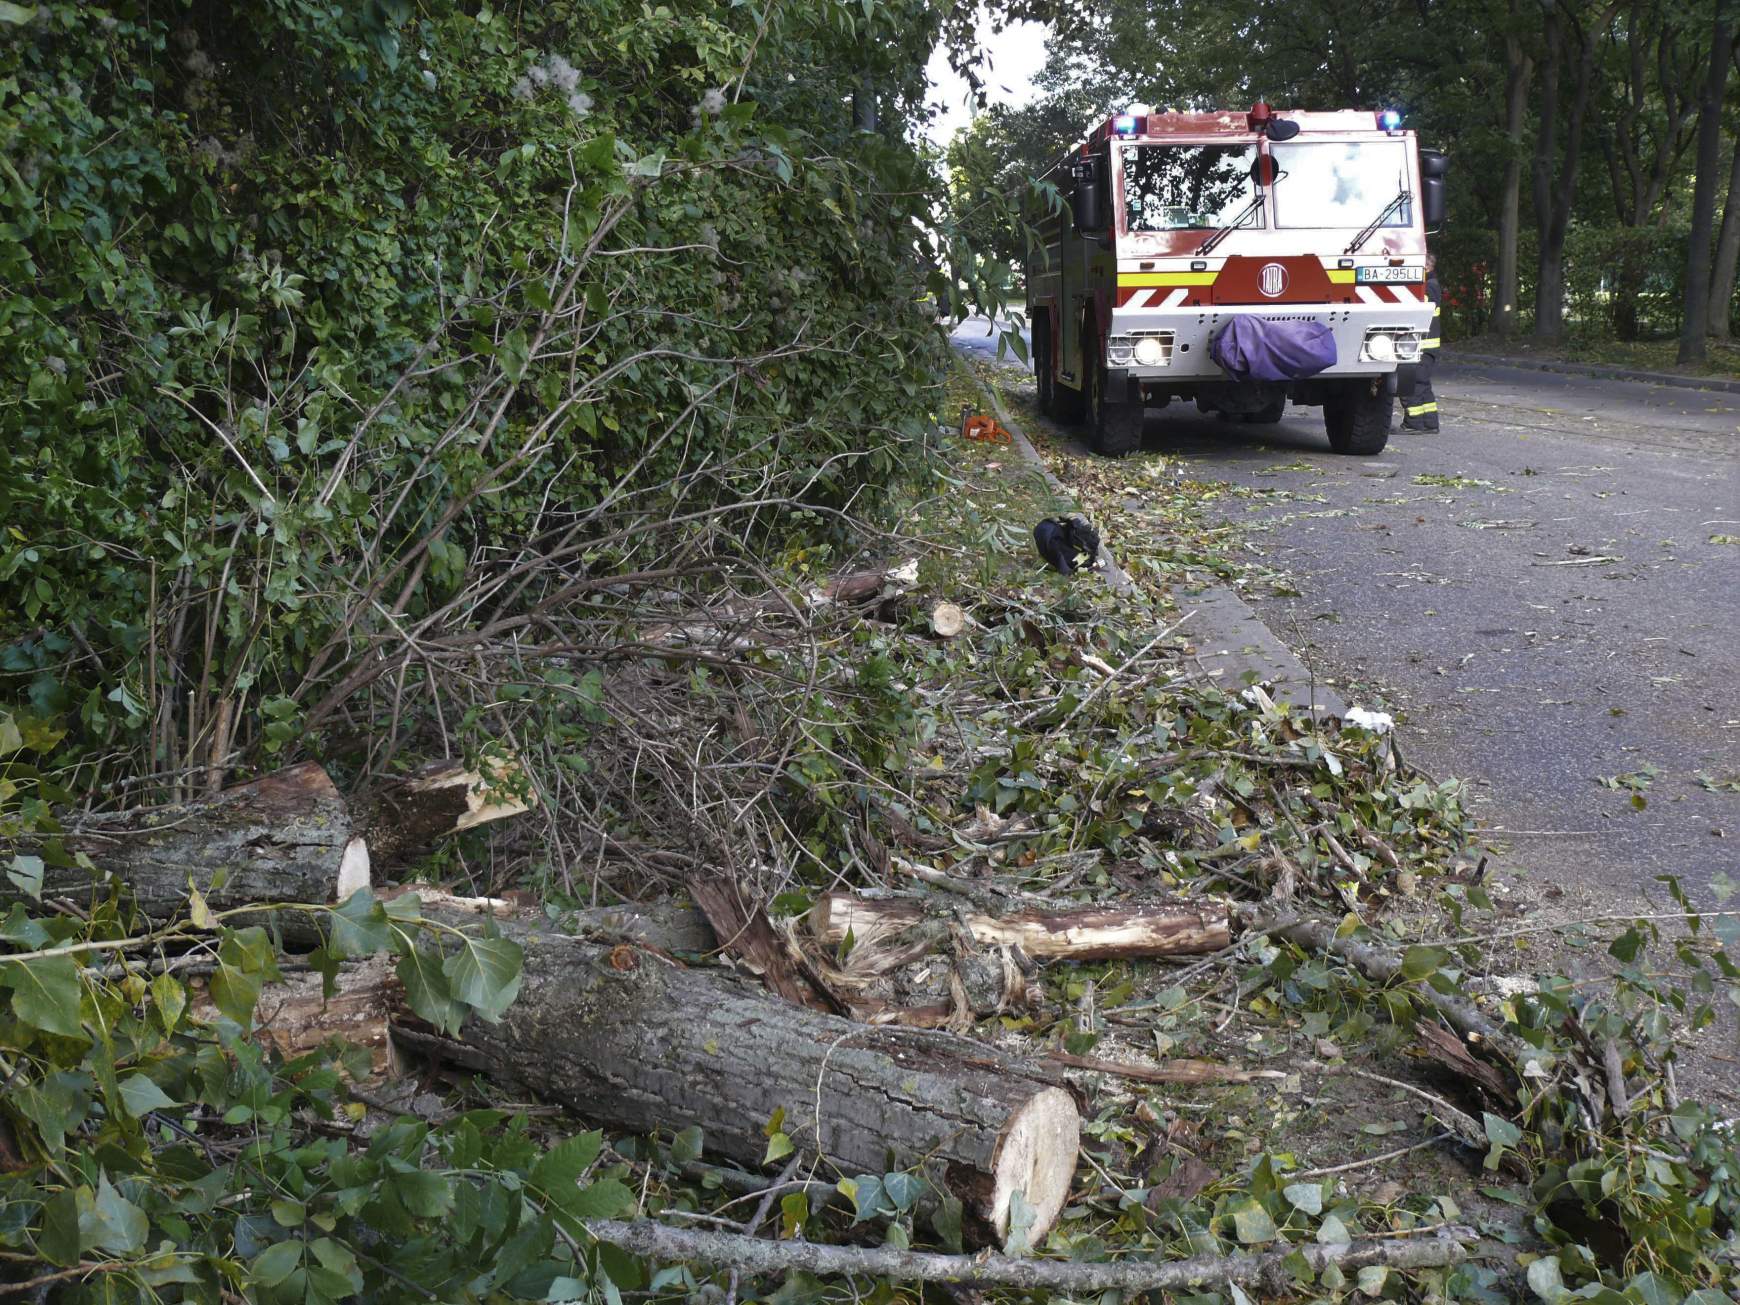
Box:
5, 952, 84, 1037
387, 1164, 454, 1219
0, 4, 37, 26
397, 945, 465, 1035
1316, 1211, 1352, 1245
117, 1073, 178, 1118
328, 887, 390, 958
882, 1170, 922, 1212
1229, 1196, 1278, 1244
1526, 1255, 1566, 1302
1281, 1182, 1322, 1216
670, 1125, 704, 1164
564, 1178, 633, 1219
932, 1191, 964, 1252
6, 853, 43, 899
763, 1130, 794, 1165
187, 885, 215, 929
38, 1187, 80, 1266
1400, 945, 1445, 981
85, 1175, 148, 1254
533, 1130, 604, 1203
1483, 1112, 1522, 1147
208, 959, 261, 1027
252, 1239, 302, 1288
1356, 1264, 1390, 1297
442, 933, 524, 1022
151, 971, 187, 1032
1003, 1188, 1036, 1256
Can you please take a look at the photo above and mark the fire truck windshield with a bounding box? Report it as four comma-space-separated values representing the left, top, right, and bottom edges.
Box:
1120, 143, 1259, 232
1268, 140, 1412, 229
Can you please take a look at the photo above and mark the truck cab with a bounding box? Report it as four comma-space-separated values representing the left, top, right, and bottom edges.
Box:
1026, 104, 1446, 456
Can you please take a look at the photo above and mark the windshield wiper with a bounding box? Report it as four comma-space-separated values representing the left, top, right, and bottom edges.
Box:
1345, 189, 1410, 254
1196, 193, 1265, 256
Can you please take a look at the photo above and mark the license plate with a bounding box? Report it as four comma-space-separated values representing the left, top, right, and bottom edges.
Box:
1356, 265, 1424, 283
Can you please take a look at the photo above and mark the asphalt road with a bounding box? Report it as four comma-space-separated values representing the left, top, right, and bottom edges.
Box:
956, 319, 1739, 911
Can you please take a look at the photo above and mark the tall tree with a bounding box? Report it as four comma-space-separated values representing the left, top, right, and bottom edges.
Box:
1493, 14, 1536, 337
1707, 46, 1740, 337
1597, 1, 1702, 339
1679, 0, 1735, 363
1531, 0, 1625, 342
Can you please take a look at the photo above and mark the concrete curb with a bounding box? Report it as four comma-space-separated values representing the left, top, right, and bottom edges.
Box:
967, 370, 1347, 721
1442, 351, 1740, 395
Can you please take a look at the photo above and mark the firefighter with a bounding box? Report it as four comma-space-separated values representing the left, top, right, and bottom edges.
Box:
1400, 252, 1442, 431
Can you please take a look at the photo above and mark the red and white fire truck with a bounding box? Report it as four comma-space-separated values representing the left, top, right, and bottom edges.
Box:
1026, 102, 1446, 456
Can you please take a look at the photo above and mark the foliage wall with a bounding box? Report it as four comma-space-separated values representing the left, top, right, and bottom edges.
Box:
1, 0, 957, 801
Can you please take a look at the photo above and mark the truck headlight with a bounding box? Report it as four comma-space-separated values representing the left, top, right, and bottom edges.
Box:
1363, 332, 1396, 362
1134, 336, 1170, 366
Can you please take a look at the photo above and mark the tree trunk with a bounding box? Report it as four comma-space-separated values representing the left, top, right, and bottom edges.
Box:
2, 762, 357, 930
389, 916, 1080, 1249
3, 759, 531, 937
1707, 130, 1740, 337
1533, 8, 1614, 341
810, 894, 1230, 962
1680, 4, 1735, 364
1493, 31, 1533, 338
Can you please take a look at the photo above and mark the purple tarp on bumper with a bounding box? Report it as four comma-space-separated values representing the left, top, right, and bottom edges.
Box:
1209, 315, 1338, 382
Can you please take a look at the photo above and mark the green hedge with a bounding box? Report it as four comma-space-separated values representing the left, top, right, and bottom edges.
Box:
1, 0, 953, 790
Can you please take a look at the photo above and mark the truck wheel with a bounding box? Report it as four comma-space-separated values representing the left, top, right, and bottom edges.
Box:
1034, 315, 1057, 417
1247, 397, 1286, 424
1085, 331, 1144, 457
1323, 383, 1392, 455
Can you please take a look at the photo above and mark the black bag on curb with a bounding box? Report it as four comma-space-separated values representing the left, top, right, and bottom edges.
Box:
1034, 515, 1101, 574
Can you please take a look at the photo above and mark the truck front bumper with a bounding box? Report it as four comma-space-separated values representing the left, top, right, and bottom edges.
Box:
1104, 302, 1434, 382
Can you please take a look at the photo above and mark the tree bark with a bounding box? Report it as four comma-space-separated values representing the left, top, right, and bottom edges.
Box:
2, 762, 356, 929
1533, 5, 1618, 341
585, 1218, 1471, 1294
1493, 27, 1534, 338
1680, 3, 1735, 364
810, 893, 1230, 962
3, 760, 532, 938
1708, 124, 1740, 338
390, 915, 1080, 1249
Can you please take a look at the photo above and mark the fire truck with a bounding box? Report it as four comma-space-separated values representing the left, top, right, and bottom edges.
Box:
1026, 103, 1446, 456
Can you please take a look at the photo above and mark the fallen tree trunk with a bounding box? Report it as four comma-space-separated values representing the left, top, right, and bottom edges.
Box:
811, 893, 1230, 962
2, 762, 357, 926
2, 759, 532, 934
586, 1218, 1472, 1293
390, 914, 1079, 1249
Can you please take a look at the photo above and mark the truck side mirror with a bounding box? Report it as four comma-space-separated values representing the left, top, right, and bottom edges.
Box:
1419, 149, 1447, 232
1071, 158, 1105, 235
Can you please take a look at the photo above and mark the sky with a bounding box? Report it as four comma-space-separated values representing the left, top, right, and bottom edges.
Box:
922, 11, 1051, 150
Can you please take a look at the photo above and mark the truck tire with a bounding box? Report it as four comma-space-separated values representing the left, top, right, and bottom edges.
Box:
1323, 382, 1392, 455
1034, 314, 1058, 417
1085, 329, 1144, 457
1247, 397, 1286, 424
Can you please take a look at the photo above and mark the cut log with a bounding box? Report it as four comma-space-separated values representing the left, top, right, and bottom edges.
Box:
390, 914, 1080, 1249
3, 758, 534, 938
924, 600, 965, 639
194, 956, 399, 1078
2, 762, 351, 928
811, 893, 1230, 963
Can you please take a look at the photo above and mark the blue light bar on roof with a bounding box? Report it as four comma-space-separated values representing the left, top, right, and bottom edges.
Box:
1378, 109, 1403, 130
1113, 114, 1140, 135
